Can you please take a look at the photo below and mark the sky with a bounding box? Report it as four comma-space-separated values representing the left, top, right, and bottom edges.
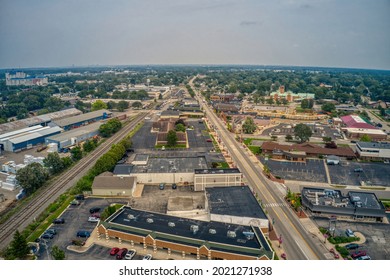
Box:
0, 0, 389, 70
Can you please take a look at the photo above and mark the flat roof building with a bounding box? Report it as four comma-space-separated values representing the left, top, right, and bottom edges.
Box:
342, 127, 387, 141
45, 121, 102, 150
194, 168, 242, 191
53, 109, 111, 130
356, 141, 390, 160
206, 186, 268, 229
301, 187, 386, 222
0, 125, 62, 152
97, 206, 274, 260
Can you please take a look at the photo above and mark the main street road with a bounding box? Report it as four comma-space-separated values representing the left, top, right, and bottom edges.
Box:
189, 77, 328, 260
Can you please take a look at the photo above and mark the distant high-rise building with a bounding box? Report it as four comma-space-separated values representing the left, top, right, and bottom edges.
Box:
5, 71, 48, 86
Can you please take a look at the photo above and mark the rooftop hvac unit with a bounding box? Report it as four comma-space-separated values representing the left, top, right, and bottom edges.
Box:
243, 231, 255, 240
209, 229, 216, 234
168, 222, 175, 227
190, 225, 199, 234
146, 218, 154, 224
227, 231, 236, 238
127, 214, 135, 220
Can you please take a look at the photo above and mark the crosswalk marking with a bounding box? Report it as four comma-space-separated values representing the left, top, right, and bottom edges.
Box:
263, 202, 289, 208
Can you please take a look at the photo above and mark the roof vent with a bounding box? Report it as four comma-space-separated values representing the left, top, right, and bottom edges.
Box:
146, 218, 154, 224
127, 214, 135, 220
168, 222, 175, 227
243, 231, 255, 240
190, 225, 199, 234
209, 229, 216, 234
227, 231, 236, 238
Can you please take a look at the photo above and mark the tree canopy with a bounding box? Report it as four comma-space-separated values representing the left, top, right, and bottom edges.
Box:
167, 130, 178, 147
321, 102, 336, 113
294, 123, 313, 143
91, 100, 108, 111
16, 162, 49, 195
242, 117, 257, 134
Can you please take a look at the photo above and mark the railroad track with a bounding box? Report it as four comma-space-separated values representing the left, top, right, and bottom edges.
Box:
0, 112, 148, 249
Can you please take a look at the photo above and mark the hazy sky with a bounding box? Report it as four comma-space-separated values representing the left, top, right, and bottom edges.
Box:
1, 0, 389, 69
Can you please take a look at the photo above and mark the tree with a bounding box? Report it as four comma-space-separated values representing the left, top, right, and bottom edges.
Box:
294, 123, 313, 143
61, 156, 73, 169
167, 130, 178, 147
242, 117, 257, 134
271, 135, 278, 141
70, 146, 82, 161
51, 245, 65, 260
43, 152, 64, 175
175, 123, 185, 132
322, 136, 332, 143
83, 139, 97, 153
285, 134, 293, 142
7, 230, 30, 260
321, 102, 336, 113
99, 118, 122, 137
360, 134, 372, 142
132, 101, 142, 108
44, 97, 65, 112
16, 163, 49, 195
91, 100, 108, 111
301, 99, 309, 109
117, 101, 129, 112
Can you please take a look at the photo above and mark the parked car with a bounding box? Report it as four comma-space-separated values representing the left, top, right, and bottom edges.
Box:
172, 183, 177, 190
125, 249, 137, 260
345, 229, 355, 237
41, 232, 54, 239
91, 213, 101, 218
159, 183, 165, 190
75, 194, 85, 200
206, 139, 212, 142
351, 250, 367, 259
356, 255, 371, 260
142, 254, 152, 260
76, 231, 90, 238
110, 247, 120, 256
344, 243, 359, 250
89, 207, 101, 214
71, 239, 86, 246
88, 216, 100, 223
116, 248, 128, 260
53, 218, 65, 224
45, 228, 57, 235
353, 168, 363, 173
70, 200, 80, 206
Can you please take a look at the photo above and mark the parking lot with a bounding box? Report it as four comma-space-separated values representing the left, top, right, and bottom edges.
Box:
131, 121, 157, 150
313, 217, 390, 260
36, 197, 126, 260
261, 123, 341, 140
261, 158, 328, 183
186, 120, 214, 151
328, 161, 390, 186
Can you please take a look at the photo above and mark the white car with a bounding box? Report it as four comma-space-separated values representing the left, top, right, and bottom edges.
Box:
88, 216, 100, 223
142, 254, 152, 260
125, 249, 137, 260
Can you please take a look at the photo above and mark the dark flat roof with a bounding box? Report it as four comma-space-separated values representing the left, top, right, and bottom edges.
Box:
113, 164, 134, 175
194, 168, 241, 174
357, 141, 390, 149
105, 206, 270, 257
206, 186, 268, 220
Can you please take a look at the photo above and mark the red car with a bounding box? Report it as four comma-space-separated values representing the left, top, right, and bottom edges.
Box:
91, 213, 100, 218
351, 251, 366, 259
116, 248, 128, 260
110, 247, 120, 256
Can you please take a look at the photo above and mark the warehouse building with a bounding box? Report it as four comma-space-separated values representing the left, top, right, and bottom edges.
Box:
53, 109, 111, 131
0, 125, 62, 152
301, 187, 386, 222
91, 172, 136, 197
0, 108, 82, 134
45, 121, 102, 150
97, 206, 274, 260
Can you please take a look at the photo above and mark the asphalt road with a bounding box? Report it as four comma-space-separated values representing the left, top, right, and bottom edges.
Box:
191, 77, 328, 260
